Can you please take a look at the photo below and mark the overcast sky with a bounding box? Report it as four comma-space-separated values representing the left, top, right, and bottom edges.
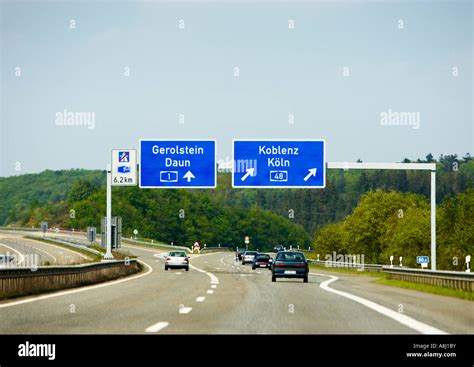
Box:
1, 0, 472, 176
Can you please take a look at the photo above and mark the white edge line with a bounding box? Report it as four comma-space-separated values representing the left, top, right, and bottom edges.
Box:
0, 260, 153, 308
310, 272, 447, 335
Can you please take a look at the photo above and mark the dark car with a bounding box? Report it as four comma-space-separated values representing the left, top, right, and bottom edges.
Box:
273, 245, 285, 253
236, 249, 246, 260
252, 254, 272, 270
271, 251, 309, 283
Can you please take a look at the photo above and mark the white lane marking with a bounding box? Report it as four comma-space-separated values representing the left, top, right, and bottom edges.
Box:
0, 242, 26, 265
175, 272, 182, 275
211, 285, 217, 289
207, 290, 214, 294
145, 321, 169, 333
23, 244, 57, 264
25, 238, 90, 261
196, 297, 206, 302
310, 272, 447, 335
0, 260, 153, 309
179, 306, 192, 314
189, 263, 219, 284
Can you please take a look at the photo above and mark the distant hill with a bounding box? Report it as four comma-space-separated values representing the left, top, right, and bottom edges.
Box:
1, 154, 472, 238
0, 169, 105, 225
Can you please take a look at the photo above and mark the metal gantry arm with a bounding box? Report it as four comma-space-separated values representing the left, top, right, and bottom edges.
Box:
327, 162, 437, 270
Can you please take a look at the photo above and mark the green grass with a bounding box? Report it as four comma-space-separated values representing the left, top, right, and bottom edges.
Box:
23, 236, 101, 263
88, 244, 137, 260
309, 263, 386, 278
375, 278, 474, 301
309, 263, 473, 301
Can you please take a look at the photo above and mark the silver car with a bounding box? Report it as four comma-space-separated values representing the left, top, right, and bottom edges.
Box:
164, 251, 189, 271
241, 251, 257, 265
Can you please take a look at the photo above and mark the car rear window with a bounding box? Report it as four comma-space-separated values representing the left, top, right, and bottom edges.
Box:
169, 252, 186, 257
276, 252, 305, 261
256, 255, 270, 260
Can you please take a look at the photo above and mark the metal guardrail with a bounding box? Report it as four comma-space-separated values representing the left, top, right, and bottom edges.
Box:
0, 259, 136, 278
382, 266, 474, 279
308, 259, 383, 272
123, 238, 192, 253
308, 259, 474, 291
0, 259, 141, 299
201, 247, 231, 253
30, 236, 102, 256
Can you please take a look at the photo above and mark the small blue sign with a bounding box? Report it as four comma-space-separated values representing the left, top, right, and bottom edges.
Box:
118, 165, 131, 173
232, 140, 326, 188
118, 151, 130, 163
416, 256, 429, 264
140, 140, 216, 188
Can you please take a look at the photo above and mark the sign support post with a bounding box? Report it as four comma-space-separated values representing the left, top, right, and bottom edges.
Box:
104, 164, 114, 260
430, 169, 436, 271
327, 162, 437, 271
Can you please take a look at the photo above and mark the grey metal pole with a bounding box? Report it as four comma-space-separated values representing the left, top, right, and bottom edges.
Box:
431, 169, 436, 271
104, 164, 114, 260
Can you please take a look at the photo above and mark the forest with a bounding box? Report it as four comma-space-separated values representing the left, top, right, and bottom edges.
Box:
0, 153, 472, 270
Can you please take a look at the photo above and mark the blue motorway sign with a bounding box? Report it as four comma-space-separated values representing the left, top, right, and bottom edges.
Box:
232, 140, 326, 188
416, 256, 429, 264
140, 140, 216, 188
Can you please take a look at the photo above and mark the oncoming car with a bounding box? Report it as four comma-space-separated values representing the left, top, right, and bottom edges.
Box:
241, 251, 258, 265
164, 251, 189, 271
271, 251, 309, 283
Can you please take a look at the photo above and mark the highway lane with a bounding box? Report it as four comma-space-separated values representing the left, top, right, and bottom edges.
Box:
0, 247, 472, 334
0, 233, 91, 266
0, 245, 213, 333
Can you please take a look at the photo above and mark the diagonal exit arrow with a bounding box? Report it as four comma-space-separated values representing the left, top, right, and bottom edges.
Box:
303, 168, 317, 182
183, 171, 195, 182
241, 167, 255, 181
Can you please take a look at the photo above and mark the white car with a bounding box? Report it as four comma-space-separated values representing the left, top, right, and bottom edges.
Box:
164, 251, 189, 271
242, 251, 258, 265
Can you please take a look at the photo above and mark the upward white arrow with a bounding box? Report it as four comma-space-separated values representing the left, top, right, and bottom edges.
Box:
303, 168, 317, 181
183, 171, 195, 182
241, 167, 255, 181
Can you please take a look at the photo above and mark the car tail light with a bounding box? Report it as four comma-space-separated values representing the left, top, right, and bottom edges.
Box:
184, 258, 189, 262
293, 263, 306, 267
166, 258, 171, 261
274, 262, 285, 266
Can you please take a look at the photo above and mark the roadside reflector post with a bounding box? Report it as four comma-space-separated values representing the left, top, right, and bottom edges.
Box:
466, 255, 471, 273
399, 256, 403, 267
390, 255, 394, 268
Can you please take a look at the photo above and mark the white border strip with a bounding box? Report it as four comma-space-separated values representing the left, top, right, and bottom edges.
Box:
311, 272, 447, 335
139, 139, 217, 189
231, 139, 326, 189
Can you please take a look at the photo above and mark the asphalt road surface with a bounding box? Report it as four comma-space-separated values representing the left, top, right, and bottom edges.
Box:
0, 243, 472, 334
0, 233, 92, 266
